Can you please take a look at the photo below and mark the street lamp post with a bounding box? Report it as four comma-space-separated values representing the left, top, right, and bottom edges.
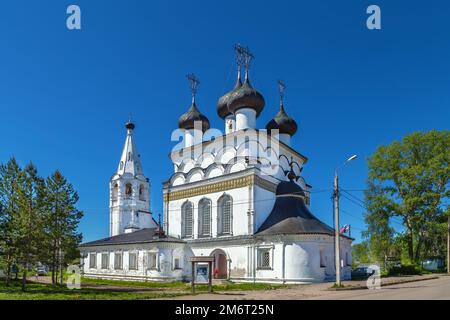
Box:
334, 155, 357, 286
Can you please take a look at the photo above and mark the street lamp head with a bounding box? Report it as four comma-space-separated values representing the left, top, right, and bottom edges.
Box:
336, 154, 358, 176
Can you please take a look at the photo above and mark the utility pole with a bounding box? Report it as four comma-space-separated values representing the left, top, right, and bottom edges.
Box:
334, 173, 341, 286
333, 155, 357, 286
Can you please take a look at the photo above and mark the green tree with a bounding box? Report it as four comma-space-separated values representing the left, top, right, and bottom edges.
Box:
43, 171, 83, 285
14, 163, 46, 291
0, 158, 22, 286
365, 130, 450, 263
363, 182, 396, 265
421, 208, 448, 260
352, 241, 370, 266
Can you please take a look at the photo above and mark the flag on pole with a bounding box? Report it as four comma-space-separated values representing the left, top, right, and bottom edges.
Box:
340, 225, 350, 234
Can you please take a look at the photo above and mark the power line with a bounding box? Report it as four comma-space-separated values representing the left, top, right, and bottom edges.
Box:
340, 208, 365, 223
339, 192, 404, 227
340, 193, 366, 209
341, 189, 365, 205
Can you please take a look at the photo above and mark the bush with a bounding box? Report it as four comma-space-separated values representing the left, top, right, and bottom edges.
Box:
387, 264, 422, 276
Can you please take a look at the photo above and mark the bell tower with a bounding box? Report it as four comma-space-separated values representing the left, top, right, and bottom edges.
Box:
109, 120, 156, 237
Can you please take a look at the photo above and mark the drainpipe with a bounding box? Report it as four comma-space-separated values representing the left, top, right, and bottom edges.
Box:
164, 189, 170, 235
248, 184, 254, 234
282, 241, 286, 284
253, 242, 256, 283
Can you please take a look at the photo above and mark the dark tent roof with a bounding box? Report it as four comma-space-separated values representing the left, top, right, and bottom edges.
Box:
79, 228, 185, 247
256, 181, 340, 237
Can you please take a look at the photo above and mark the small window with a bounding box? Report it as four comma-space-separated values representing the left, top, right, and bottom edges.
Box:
139, 185, 145, 201
129, 252, 138, 270
173, 257, 181, 270
346, 252, 351, 266
147, 252, 158, 270
257, 248, 271, 269
114, 252, 123, 270
227, 120, 233, 130
320, 248, 326, 268
125, 183, 132, 199
112, 183, 119, 201
101, 253, 109, 269
89, 253, 97, 269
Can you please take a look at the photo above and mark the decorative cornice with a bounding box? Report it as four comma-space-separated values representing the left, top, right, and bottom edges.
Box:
185, 233, 352, 247
163, 174, 277, 202
254, 175, 277, 193
169, 129, 308, 164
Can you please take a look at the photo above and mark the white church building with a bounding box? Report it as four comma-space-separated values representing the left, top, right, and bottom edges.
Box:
79, 46, 352, 284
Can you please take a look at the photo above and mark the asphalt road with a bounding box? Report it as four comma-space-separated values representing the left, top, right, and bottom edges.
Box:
311, 276, 450, 300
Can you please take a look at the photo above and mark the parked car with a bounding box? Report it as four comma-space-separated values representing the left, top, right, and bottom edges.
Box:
36, 265, 48, 276
422, 258, 445, 271
351, 266, 375, 279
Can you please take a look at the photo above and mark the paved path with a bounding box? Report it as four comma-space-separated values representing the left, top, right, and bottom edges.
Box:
29, 275, 450, 300
171, 275, 449, 300
310, 276, 450, 300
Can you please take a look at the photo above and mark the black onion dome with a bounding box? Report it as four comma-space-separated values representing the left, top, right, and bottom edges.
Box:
276, 179, 306, 197
217, 76, 242, 119
227, 77, 265, 117
266, 102, 298, 136
125, 120, 135, 130
178, 101, 210, 132
256, 181, 336, 236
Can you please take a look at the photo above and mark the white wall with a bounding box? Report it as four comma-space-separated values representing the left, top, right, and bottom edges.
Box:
253, 186, 276, 232
279, 134, 291, 146
80, 234, 351, 283
235, 108, 256, 131
168, 130, 307, 195
80, 242, 190, 282
187, 235, 351, 284
110, 172, 155, 237
225, 115, 236, 134
167, 186, 251, 239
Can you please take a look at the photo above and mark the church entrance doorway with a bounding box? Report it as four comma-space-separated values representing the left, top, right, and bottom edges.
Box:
210, 249, 227, 279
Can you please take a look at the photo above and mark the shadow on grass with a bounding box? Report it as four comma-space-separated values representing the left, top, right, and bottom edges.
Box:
0, 280, 190, 300
1, 278, 290, 300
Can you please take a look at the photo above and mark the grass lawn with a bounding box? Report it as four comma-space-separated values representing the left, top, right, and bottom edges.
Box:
0, 278, 289, 300
81, 277, 289, 291
81, 277, 187, 288
0, 280, 187, 300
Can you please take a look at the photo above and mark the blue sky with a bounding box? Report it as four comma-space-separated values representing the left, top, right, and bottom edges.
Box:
0, 0, 448, 244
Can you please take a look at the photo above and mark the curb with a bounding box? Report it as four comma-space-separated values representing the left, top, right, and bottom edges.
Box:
327, 276, 440, 291
381, 276, 439, 287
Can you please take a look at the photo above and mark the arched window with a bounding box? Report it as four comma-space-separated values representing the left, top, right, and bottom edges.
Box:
198, 198, 212, 237
125, 183, 132, 199
139, 184, 145, 201
181, 201, 193, 238
218, 194, 232, 235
